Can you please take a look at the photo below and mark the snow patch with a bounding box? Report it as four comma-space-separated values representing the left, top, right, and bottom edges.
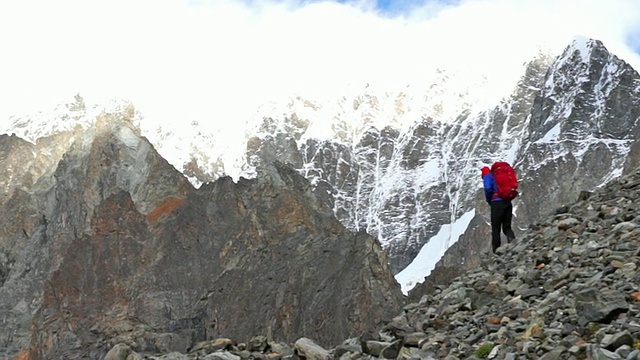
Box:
413, 159, 442, 188
0, 98, 138, 144
395, 209, 475, 295
571, 35, 592, 63
598, 166, 624, 187
536, 123, 561, 144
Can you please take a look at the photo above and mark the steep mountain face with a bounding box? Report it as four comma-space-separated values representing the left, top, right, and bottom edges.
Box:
519, 38, 640, 221
233, 38, 640, 280
0, 112, 403, 359
409, 38, 640, 296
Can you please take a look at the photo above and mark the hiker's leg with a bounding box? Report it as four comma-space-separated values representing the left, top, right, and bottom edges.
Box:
490, 202, 502, 252
502, 202, 516, 242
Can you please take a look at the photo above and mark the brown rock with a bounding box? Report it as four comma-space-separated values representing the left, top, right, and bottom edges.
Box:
0, 120, 404, 358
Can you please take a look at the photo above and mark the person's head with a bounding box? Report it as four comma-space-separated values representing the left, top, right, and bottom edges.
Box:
481, 166, 490, 178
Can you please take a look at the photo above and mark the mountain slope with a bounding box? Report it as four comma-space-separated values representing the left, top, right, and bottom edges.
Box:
88, 158, 640, 360
1, 38, 638, 291
233, 37, 640, 285
411, 38, 640, 296
372, 165, 640, 359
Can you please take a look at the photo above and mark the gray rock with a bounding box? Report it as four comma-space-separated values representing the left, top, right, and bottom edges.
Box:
155, 352, 191, 360
248, 336, 269, 352
294, 337, 330, 360
626, 350, 640, 360
587, 345, 624, 359
203, 352, 242, 360
380, 339, 403, 359
362, 341, 390, 357
105, 344, 132, 360
601, 331, 635, 351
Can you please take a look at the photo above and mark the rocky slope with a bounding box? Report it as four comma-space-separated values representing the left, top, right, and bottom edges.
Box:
0, 110, 404, 359
98, 163, 640, 359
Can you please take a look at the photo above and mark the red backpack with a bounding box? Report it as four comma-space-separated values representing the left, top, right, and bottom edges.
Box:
491, 161, 519, 201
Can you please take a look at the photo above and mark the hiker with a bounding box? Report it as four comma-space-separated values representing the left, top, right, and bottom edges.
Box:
481, 163, 517, 253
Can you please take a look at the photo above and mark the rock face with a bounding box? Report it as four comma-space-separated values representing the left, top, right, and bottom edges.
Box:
0, 111, 404, 359
80, 156, 640, 360
407, 38, 640, 296
233, 38, 640, 277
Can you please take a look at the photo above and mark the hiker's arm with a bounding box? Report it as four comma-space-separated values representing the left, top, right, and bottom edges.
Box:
483, 176, 493, 202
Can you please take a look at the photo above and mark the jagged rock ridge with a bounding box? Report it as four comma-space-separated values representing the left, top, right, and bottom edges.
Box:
0, 112, 403, 359
104, 156, 640, 359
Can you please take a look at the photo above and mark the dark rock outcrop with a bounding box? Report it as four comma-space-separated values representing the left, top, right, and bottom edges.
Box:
104, 159, 640, 360
0, 111, 404, 359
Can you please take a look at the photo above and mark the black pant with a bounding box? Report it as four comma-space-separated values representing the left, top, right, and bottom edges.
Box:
490, 200, 515, 253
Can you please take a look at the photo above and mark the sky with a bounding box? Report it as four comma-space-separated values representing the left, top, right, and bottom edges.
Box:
1, 0, 640, 134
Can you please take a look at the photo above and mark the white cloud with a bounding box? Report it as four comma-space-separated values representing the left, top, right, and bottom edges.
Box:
0, 0, 638, 133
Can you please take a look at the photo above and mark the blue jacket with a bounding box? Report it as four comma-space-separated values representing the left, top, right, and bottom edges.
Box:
483, 173, 503, 202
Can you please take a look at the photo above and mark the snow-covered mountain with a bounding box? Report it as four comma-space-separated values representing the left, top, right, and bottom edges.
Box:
235, 37, 640, 283
2, 37, 639, 294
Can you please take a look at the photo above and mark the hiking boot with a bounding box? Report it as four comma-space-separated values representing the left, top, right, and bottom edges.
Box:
507, 236, 515, 244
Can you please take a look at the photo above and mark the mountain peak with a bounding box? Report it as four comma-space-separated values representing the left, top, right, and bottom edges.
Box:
2, 96, 141, 145
567, 36, 603, 63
